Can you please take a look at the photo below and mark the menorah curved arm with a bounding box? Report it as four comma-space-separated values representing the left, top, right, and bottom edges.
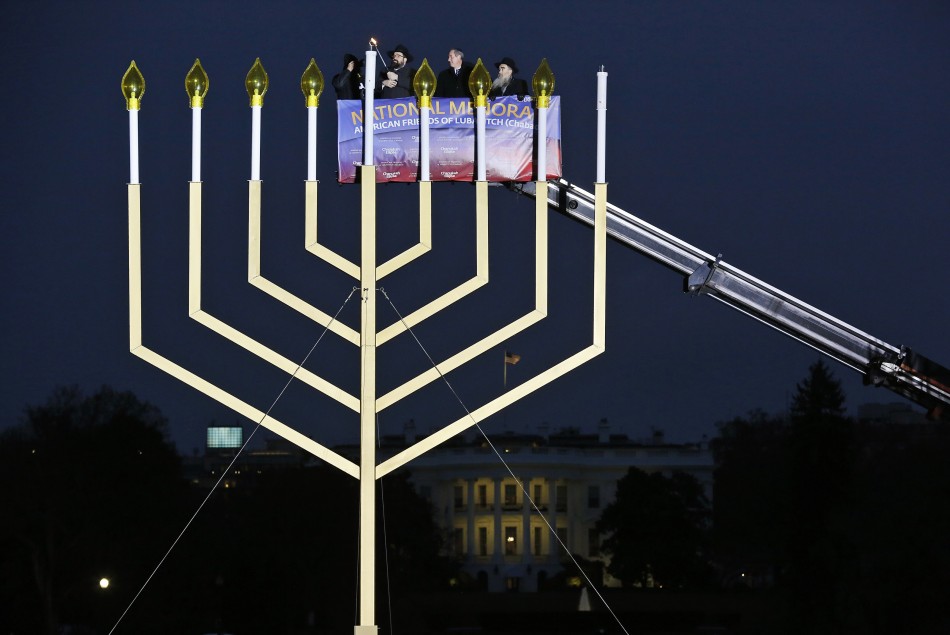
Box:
129, 183, 359, 477
304, 180, 433, 281
189, 181, 359, 411
375, 181, 489, 346
376, 186, 548, 411
377, 181, 432, 279
248, 181, 360, 346
304, 180, 360, 279
376, 182, 607, 477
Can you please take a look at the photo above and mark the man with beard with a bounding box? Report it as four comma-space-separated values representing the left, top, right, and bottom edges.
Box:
379, 44, 416, 99
331, 53, 363, 100
435, 48, 473, 98
488, 57, 529, 100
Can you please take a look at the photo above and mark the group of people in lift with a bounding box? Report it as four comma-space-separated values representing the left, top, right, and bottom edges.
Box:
331, 45, 531, 102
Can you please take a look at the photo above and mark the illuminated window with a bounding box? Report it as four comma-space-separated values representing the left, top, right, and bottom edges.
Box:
207, 426, 242, 448
505, 526, 517, 555
533, 483, 543, 506
504, 484, 517, 507
478, 484, 488, 508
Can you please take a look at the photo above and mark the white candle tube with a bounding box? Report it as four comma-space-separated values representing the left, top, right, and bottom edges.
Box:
129, 109, 139, 184
308, 105, 317, 181
364, 50, 376, 166
251, 105, 261, 180
192, 105, 201, 182
476, 105, 486, 181
537, 106, 547, 182
420, 106, 430, 181
596, 69, 608, 183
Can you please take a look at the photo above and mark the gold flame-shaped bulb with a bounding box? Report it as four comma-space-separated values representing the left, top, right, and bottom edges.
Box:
185, 59, 209, 108
300, 59, 324, 107
532, 58, 555, 108
413, 58, 437, 109
468, 58, 491, 108
245, 58, 269, 106
121, 61, 145, 111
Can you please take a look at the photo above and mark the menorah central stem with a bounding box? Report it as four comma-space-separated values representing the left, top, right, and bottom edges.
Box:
357, 164, 378, 635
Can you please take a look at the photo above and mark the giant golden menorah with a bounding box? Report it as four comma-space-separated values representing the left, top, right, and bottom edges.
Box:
123, 53, 607, 634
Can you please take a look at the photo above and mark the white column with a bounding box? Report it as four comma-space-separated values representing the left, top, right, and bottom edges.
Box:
596, 68, 608, 183
476, 104, 486, 181
536, 106, 547, 182
363, 50, 376, 166
251, 105, 261, 180
191, 105, 201, 182
129, 109, 139, 185
307, 105, 317, 181
467, 480, 476, 562
420, 106, 430, 181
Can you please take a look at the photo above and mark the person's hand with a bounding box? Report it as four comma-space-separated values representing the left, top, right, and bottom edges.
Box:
346, 61, 355, 72
387, 71, 398, 81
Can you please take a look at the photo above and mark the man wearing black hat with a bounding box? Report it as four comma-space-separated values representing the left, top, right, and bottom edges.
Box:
379, 44, 416, 99
332, 53, 363, 100
435, 48, 474, 98
489, 57, 529, 100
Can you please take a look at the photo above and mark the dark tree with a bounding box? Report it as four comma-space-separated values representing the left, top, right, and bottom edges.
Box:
596, 467, 712, 589
784, 360, 854, 632
711, 409, 790, 587
0, 386, 189, 635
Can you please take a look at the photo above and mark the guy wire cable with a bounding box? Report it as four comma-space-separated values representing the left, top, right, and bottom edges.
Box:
108, 287, 357, 635
380, 287, 631, 635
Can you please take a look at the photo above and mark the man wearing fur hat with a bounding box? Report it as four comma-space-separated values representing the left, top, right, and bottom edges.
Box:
488, 57, 529, 100
379, 44, 416, 99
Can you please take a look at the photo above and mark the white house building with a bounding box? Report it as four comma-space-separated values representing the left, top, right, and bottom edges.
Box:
378, 422, 714, 592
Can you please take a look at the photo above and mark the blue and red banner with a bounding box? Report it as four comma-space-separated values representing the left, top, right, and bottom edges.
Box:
336, 96, 562, 183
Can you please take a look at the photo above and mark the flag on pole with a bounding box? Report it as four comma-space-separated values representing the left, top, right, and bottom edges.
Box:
503, 351, 520, 389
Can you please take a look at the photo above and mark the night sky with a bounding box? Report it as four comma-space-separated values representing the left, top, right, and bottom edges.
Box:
2, 1, 947, 457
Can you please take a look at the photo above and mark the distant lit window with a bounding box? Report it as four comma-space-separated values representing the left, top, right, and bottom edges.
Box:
478, 484, 488, 507
505, 526, 517, 555
533, 483, 543, 506
207, 426, 242, 449
504, 484, 517, 506
587, 485, 600, 508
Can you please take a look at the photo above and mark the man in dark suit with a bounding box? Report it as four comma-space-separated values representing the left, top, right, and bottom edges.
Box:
488, 57, 529, 100
379, 44, 416, 99
435, 48, 473, 98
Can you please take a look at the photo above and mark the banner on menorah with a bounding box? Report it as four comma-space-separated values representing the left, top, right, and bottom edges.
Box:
336, 96, 561, 183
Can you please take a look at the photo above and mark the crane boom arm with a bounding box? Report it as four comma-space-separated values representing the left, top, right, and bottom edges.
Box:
512, 179, 950, 420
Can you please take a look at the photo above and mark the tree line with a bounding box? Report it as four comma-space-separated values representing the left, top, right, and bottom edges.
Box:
3, 361, 950, 634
